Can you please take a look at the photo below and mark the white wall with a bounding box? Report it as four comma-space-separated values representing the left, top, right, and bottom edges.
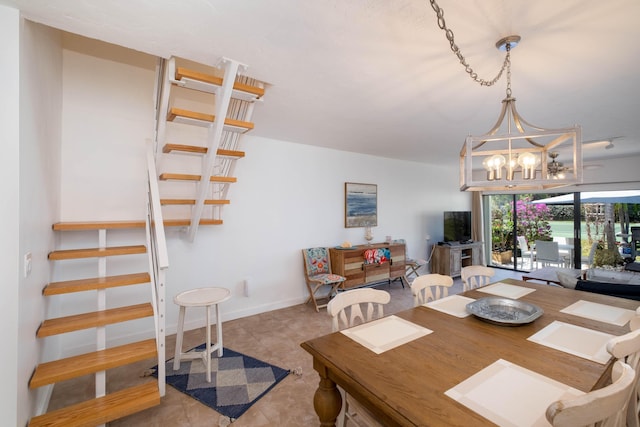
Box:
53, 35, 471, 350
19, 19, 63, 423
0, 6, 21, 426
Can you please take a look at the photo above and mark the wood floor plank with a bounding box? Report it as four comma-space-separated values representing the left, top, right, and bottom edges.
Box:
37, 303, 154, 337
30, 339, 157, 388
28, 382, 160, 427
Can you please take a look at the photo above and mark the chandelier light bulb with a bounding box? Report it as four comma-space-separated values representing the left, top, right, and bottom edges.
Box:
517, 152, 539, 180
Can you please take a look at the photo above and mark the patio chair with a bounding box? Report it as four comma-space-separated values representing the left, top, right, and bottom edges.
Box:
517, 236, 534, 270
546, 360, 635, 427
534, 240, 565, 268
581, 241, 599, 268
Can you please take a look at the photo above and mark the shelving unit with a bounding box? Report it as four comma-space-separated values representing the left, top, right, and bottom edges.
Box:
431, 242, 484, 277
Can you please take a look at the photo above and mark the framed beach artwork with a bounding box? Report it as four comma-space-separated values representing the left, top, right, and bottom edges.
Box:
345, 182, 377, 228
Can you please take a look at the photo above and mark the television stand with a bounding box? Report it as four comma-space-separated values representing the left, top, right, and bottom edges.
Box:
431, 241, 484, 278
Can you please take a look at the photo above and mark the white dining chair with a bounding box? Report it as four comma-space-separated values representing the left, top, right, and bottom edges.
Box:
546, 360, 636, 427
410, 274, 454, 307
581, 241, 599, 269
327, 288, 390, 427
461, 265, 495, 291
534, 240, 565, 268
607, 327, 640, 427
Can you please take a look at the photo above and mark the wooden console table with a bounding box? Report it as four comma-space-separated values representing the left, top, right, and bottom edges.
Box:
431, 241, 484, 277
329, 242, 405, 289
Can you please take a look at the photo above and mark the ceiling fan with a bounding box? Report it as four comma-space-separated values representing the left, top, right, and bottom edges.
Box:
582, 136, 624, 150
547, 152, 569, 179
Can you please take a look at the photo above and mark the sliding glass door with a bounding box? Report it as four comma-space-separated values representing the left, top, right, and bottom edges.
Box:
485, 191, 640, 272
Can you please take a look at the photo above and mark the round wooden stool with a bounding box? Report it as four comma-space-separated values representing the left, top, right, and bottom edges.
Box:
172, 287, 231, 382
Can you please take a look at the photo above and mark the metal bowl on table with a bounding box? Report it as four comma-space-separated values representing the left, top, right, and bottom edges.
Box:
466, 297, 543, 326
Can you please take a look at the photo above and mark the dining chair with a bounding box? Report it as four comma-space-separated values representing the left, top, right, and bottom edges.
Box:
607, 327, 640, 427
410, 274, 454, 307
517, 236, 534, 270
461, 265, 495, 291
327, 288, 390, 427
546, 360, 635, 427
534, 240, 565, 268
301, 247, 346, 312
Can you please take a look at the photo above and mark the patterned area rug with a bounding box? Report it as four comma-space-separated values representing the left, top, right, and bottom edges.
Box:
153, 345, 290, 421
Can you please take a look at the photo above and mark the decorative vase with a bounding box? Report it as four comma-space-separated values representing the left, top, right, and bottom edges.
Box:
364, 226, 374, 245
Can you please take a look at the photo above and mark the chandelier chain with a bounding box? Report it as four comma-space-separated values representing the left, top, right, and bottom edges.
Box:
429, 0, 509, 87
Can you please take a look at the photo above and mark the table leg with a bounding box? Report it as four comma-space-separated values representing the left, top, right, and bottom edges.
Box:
313, 376, 342, 427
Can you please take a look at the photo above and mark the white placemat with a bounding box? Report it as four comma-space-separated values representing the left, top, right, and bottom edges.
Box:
340, 315, 432, 355
445, 359, 584, 427
477, 282, 536, 299
560, 300, 635, 326
424, 295, 475, 318
527, 321, 614, 364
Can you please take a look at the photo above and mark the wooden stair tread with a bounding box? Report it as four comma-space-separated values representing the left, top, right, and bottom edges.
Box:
175, 66, 265, 97
159, 173, 237, 183
162, 143, 246, 159
53, 221, 146, 231
30, 339, 157, 388
48, 245, 147, 260
44, 273, 151, 296
37, 303, 154, 337
160, 199, 230, 205
167, 108, 254, 131
28, 381, 160, 427
163, 219, 223, 226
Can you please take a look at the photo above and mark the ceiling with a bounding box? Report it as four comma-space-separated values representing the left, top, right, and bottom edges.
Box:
4, 0, 640, 166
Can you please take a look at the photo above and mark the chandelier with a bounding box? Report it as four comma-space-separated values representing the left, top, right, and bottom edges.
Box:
429, 2, 583, 192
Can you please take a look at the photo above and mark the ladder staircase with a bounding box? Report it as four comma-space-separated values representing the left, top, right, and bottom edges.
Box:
154, 56, 265, 240
28, 220, 163, 426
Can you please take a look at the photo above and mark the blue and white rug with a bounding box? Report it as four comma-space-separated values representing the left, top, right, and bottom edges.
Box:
153, 345, 290, 421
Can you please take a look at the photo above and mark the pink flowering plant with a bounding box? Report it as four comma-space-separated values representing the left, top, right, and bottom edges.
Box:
491, 197, 552, 252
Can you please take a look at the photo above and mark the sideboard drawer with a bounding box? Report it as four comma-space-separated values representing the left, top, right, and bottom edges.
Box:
364, 262, 390, 283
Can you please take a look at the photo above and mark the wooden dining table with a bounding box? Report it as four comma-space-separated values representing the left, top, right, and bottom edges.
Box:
300, 279, 640, 426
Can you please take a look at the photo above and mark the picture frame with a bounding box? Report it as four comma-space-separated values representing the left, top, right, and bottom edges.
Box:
345, 182, 377, 228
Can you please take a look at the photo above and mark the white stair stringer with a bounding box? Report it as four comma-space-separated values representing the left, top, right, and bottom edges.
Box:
152, 56, 264, 239
189, 57, 244, 241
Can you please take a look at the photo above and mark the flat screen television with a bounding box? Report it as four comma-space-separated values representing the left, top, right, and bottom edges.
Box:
443, 211, 472, 243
